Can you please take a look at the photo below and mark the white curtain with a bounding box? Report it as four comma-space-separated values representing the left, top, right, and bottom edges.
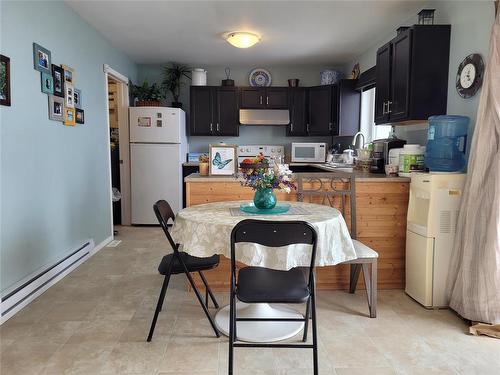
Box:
446, 10, 500, 324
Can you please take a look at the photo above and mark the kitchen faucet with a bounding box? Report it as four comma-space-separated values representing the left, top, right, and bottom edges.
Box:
352, 132, 365, 150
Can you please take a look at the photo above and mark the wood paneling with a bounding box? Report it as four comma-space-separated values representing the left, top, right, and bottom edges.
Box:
186, 178, 409, 291
355, 182, 408, 289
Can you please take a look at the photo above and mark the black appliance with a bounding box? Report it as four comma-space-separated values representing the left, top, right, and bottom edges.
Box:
370, 138, 407, 173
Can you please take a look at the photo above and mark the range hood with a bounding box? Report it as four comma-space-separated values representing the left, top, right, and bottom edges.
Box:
239, 109, 290, 125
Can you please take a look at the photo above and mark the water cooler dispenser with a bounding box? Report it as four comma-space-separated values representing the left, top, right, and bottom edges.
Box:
425, 115, 469, 172
405, 172, 466, 308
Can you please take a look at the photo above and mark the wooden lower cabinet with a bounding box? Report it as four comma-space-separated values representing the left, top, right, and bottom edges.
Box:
186, 178, 409, 291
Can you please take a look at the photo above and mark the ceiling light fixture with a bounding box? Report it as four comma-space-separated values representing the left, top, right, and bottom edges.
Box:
225, 32, 260, 48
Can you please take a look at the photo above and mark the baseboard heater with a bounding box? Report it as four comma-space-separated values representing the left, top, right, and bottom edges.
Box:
0, 240, 93, 324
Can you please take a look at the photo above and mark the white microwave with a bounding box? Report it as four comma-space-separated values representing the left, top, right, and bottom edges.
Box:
291, 142, 327, 163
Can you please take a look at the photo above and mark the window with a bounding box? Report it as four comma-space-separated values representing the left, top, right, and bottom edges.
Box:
359, 87, 392, 142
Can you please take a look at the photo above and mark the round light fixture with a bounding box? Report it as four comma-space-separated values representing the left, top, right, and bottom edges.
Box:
225, 32, 260, 48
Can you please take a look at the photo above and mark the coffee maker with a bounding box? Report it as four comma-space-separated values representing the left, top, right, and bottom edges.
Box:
371, 138, 407, 173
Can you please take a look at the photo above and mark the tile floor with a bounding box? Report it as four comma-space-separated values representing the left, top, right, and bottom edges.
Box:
1, 226, 498, 375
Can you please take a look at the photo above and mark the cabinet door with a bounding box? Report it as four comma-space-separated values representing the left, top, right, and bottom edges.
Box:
336, 80, 361, 136
240, 88, 266, 108
265, 88, 288, 109
390, 30, 412, 121
215, 88, 239, 136
374, 42, 391, 124
308, 86, 332, 136
190, 86, 213, 135
330, 85, 339, 135
288, 88, 307, 136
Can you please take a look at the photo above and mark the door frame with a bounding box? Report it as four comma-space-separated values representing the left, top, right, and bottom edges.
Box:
103, 64, 131, 227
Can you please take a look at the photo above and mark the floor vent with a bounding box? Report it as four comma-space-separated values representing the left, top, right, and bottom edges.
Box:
106, 240, 122, 247
0, 241, 93, 324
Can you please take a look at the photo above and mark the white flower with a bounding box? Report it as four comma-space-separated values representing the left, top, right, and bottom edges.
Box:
274, 163, 292, 177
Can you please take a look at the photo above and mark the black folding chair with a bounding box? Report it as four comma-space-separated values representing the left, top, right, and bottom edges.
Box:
147, 200, 220, 342
228, 219, 319, 375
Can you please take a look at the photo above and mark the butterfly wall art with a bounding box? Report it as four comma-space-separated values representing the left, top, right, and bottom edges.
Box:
209, 144, 237, 176
212, 152, 233, 169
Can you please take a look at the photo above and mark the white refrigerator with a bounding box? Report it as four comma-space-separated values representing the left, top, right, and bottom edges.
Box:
129, 107, 187, 224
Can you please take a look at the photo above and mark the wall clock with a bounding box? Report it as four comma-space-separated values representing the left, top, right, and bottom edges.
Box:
456, 54, 484, 98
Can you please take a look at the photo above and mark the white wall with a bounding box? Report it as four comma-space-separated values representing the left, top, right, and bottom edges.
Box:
346, 0, 495, 146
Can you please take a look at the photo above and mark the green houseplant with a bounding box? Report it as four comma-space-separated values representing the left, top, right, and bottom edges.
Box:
162, 63, 191, 108
130, 81, 165, 107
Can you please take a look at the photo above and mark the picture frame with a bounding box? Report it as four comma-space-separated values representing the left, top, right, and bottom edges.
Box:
74, 88, 82, 109
63, 107, 76, 126
48, 95, 64, 121
41, 72, 54, 94
61, 64, 75, 85
209, 144, 237, 176
138, 117, 151, 127
51, 64, 65, 97
75, 108, 85, 124
33, 43, 51, 73
65, 83, 74, 108
0, 54, 11, 106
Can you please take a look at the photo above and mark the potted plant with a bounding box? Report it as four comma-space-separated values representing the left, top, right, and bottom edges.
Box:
130, 81, 165, 107
162, 63, 191, 108
198, 154, 209, 176
239, 153, 296, 209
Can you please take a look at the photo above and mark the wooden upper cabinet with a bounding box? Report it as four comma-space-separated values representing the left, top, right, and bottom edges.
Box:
308, 85, 332, 136
190, 86, 213, 135
240, 88, 266, 109
190, 86, 239, 136
336, 80, 360, 136
375, 25, 451, 125
240, 87, 288, 109
390, 29, 412, 121
190, 80, 360, 138
374, 42, 391, 124
265, 88, 288, 108
215, 88, 239, 136
288, 88, 307, 136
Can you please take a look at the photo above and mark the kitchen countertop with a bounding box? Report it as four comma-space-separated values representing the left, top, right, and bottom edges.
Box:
183, 161, 410, 183
184, 170, 410, 183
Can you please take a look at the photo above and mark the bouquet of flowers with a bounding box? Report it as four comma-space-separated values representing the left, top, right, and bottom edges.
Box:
239, 153, 296, 193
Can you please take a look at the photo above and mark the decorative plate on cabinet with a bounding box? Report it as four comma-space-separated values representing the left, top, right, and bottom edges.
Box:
456, 54, 484, 99
249, 68, 272, 87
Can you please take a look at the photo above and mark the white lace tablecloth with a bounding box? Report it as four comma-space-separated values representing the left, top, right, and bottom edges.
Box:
170, 201, 356, 271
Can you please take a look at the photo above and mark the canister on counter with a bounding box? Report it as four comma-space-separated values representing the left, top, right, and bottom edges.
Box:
398, 144, 425, 177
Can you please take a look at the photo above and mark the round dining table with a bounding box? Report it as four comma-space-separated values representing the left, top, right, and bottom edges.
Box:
170, 200, 356, 343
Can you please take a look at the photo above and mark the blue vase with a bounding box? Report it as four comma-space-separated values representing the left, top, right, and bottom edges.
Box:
253, 188, 277, 209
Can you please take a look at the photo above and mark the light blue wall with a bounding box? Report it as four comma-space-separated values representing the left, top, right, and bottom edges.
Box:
0, 1, 137, 292
346, 0, 495, 146
138, 64, 349, 153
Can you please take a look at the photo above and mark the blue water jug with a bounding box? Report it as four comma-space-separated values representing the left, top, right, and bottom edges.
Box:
425, 115, 469, 172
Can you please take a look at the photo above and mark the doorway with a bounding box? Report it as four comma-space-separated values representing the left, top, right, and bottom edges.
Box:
109, 77, 121, 225
105, 66, 131, 227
